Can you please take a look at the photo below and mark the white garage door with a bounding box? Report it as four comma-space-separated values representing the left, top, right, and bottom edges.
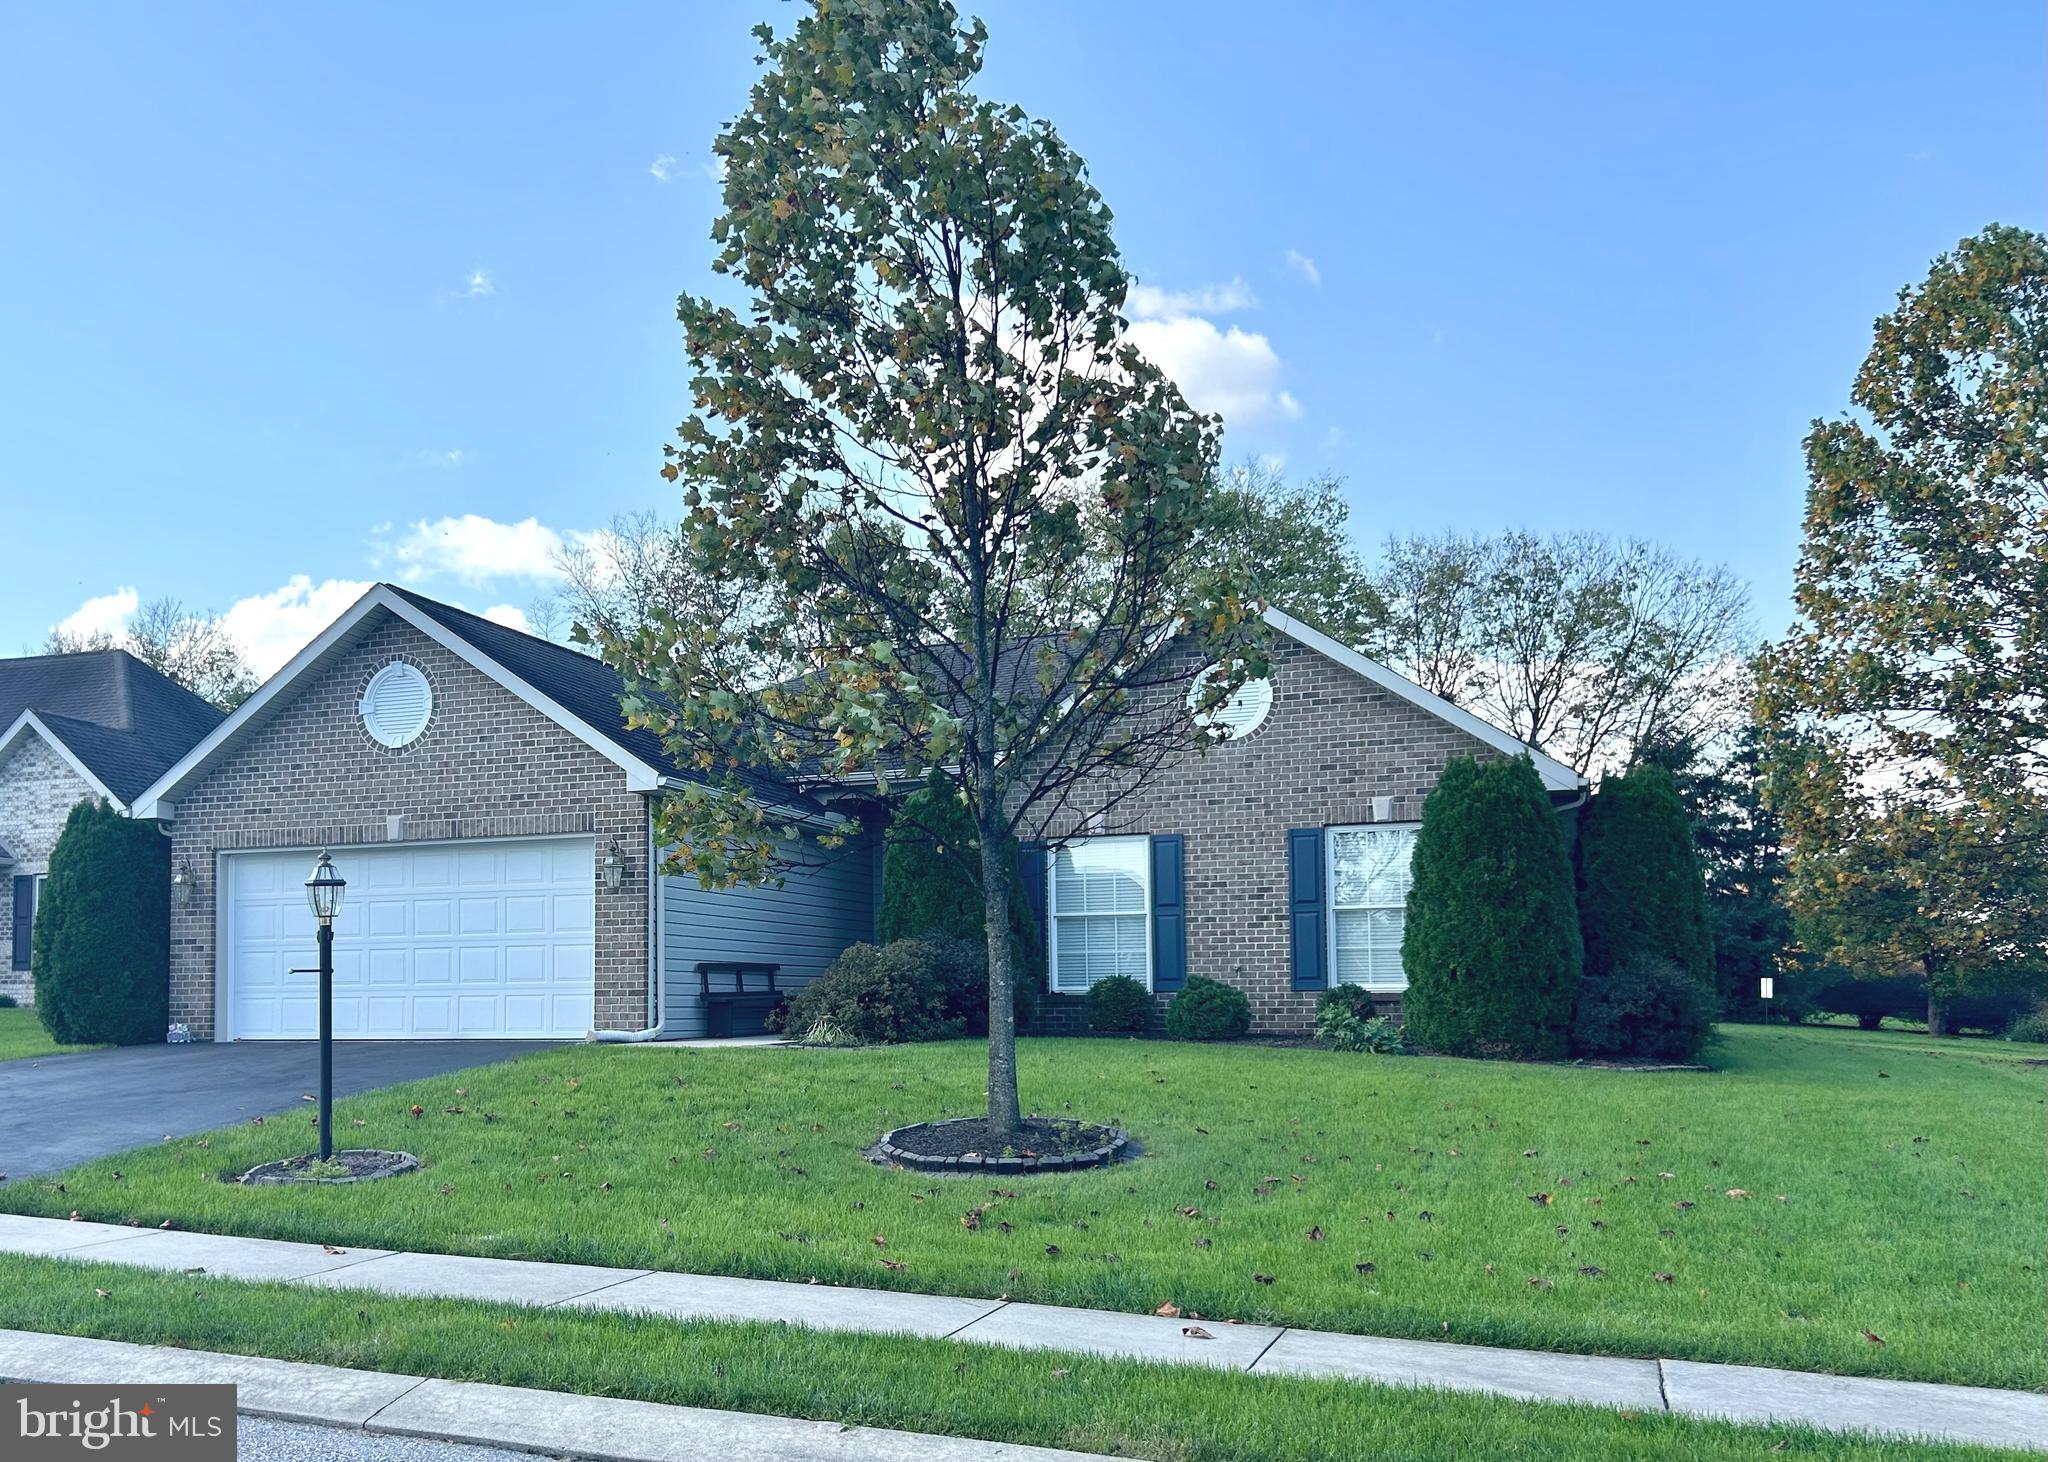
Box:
223, 838, 596, 1040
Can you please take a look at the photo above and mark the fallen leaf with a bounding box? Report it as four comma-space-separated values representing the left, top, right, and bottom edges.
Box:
1355, 1262, 1376, 1274
1725, 1189, 1752, 1200
878, 1258, 906, 1272
1527, 1277, 1554, 1289
1860, 1329, 1886, 1346
871, 1235, 888, 1248
1653, 1271, 1676, 1283
1252, 1273, 1275, 1285
1181, 1325, 1215, 1339
1154, 1301, 1182, 1318
409, 1105, 424, 1118
1306, 1226, 1325, 1242
94, 1287, 112, 1300
322, 1245, 346, 1255
1528, 1192, 1553, 1206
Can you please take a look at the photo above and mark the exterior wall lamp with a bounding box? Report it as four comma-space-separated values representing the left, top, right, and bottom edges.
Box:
601, 837, 626, 892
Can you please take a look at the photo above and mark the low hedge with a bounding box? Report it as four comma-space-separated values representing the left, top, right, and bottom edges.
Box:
1086, 975, 1151, 1034
1164, 976, 1251, 1041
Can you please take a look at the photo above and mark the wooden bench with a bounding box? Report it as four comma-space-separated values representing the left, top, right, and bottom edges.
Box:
695, 961, 783, 1038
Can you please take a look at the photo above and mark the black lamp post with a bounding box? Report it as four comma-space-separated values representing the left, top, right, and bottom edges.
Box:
304, 852, 347, 1161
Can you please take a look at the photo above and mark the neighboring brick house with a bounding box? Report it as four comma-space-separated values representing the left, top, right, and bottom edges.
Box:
1014, 611, 1587, 1035
0, 650, 225, 1004
132, 585, 875, 1042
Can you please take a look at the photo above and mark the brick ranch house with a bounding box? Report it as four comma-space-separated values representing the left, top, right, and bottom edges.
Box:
126, 583, 1583, 1042
1, 650, 224, 1005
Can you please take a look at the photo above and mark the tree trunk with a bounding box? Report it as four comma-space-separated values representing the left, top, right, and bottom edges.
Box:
1923, 954, 1950, 1037
979, 818, 1022, 1137
1926, 990, 1949, 1037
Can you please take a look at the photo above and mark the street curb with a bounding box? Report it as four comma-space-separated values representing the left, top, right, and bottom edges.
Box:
0, 1329, 1106, 1461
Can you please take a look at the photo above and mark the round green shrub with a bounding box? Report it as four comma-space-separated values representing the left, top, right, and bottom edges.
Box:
1314, 1001, 1406, 1054
1086, 974, 1151, 1034
1401, 756, 1582, 1060
779, 939, 958, 1045
1315, 985, 1377, 1020
0, 994, 17, 1009
32, 799, 170, 1046
1570, 956, 1713, 1062
2004, 1005, 2048, 1044
1164, 975, 1251, 1041
921, 930, 1036, 1035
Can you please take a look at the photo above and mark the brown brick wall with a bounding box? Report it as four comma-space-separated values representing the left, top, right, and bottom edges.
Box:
167, 614, 650, 1038
0, 734, 101, 1005
1026, 639, 1501, 1035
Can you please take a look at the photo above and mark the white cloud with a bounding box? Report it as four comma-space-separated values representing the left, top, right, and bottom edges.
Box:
1284, 249, 1321, 286
649, 154, 679, 182
463, 268, 493, 298
52, 587, 139, 644
417, 449, 473, 468
482, 603, 531, 632
371, 514, 582, 588
1126, 277, 1255, 321
1127, 314, 1303, 427
220, 576, 374, 678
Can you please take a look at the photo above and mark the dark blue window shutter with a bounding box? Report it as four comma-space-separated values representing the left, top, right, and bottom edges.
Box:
11, 876, 32, 970
1150, 835, 1186, 992
1016, 842, 1048, 987
1288, 828, 1327, 990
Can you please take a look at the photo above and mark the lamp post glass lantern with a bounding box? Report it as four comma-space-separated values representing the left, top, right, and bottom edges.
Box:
305, 852, 346, 1160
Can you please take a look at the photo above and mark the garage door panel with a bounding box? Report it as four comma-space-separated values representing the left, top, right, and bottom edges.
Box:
226, 837, 594, 1039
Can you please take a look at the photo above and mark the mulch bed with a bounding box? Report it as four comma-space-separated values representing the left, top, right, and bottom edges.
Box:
239, 1149, 420, 1186
874, 1116, 1129, 1174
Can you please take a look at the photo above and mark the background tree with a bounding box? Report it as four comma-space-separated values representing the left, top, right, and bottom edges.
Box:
597, 0, 1262, 1137
1401, 756, 1581, 1059
1758, 224, 2048, 1032
1574, 762, 1715, 990
1366, 531, 1751, 775
1641, 724, 1800, 1021
1193, 461, 1382, 649
44, 596, 259, 709
32, 800, 170, 1046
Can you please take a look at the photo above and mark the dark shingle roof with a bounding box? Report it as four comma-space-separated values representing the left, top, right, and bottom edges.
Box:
384, 588, 823, 815
0, 650, 226, 806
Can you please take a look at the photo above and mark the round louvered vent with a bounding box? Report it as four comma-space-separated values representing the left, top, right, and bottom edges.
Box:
1187, 664, 1273, 740
360, 662, 432, 748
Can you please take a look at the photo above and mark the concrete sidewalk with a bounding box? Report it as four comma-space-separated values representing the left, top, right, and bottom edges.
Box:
0, 1329, 1096, 1461
2, 1213, 2043, 1452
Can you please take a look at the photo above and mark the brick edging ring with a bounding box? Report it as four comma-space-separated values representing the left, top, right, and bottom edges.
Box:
873, 1117, 1130, 1174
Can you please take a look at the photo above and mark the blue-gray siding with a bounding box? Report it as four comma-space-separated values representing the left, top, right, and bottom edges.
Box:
658, 836, 879, 1037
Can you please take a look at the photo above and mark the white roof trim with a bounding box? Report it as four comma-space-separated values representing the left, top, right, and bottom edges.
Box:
0, 709, 127, 812
1261, 608, 1587, 793
130, 584, 664, 820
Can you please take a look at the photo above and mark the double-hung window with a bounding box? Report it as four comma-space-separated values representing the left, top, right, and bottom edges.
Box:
11, 873, 44, 971
1047, 836, 1152, 993
1327, 824, 1418, 992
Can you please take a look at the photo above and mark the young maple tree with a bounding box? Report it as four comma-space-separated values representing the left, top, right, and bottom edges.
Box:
1758, 224, 2048, 1029
596, 0, 1263, 1134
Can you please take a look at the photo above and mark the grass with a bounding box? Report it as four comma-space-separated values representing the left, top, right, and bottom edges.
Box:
0, 1006, 105, 1063
0, 1252, 2023, 1461
1, 1024, 2040, 1390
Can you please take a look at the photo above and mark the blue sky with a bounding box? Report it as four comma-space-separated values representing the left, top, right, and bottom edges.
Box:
3, 1, 2041, 672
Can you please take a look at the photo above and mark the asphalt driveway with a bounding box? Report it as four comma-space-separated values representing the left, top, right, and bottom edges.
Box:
0, 1040, 555, 1179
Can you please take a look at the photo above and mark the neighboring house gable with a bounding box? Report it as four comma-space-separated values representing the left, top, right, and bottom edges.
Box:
0, 650, 225, 1005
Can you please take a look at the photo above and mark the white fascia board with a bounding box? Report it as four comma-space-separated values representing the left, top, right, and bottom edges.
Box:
1261, 608, 1587, 793
0, 710, 126, 812
132, 584, 667, 818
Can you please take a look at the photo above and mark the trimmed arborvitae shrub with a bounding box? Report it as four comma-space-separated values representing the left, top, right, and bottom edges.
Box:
33, 800, 170, 1046
1575, 764, 1715, 989
1401, 756, 1581, 1060
778, 939, 958, 1045
877, 776, 1043, 988
1570, 956, 1714, 1062
1086, 974, 1151, 1034
878, 779, 984, 945
1164, 975, 1251, 1041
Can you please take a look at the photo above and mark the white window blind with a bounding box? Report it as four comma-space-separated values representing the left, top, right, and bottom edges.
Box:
1048, 836, 1151, 992
1328, 824, 1418, 992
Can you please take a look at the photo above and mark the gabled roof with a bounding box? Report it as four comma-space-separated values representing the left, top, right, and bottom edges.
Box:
0, 649, 226, 809
1262, 608, 1587, 793
132, 584, 825, 821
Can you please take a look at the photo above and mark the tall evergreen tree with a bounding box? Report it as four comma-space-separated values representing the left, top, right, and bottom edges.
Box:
1574, 763, 1715, 991
33, 800, 170, 1046
1402, 756, 1581, 1059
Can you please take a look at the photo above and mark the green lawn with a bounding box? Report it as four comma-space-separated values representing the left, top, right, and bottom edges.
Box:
1, 1024, 2040, 1390
0, 1006, 105, 1063
0, 1253, 2020, 1462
